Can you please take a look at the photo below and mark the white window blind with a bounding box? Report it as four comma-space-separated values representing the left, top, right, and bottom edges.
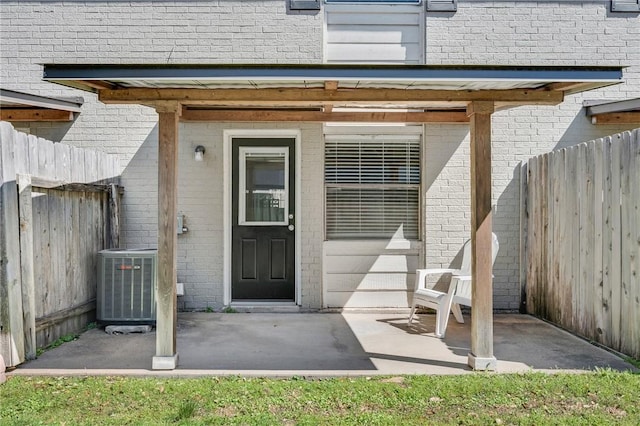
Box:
325, 134, 420, 239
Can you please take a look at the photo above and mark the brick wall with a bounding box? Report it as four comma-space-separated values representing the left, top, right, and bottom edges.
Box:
423, 0, 640, 310
2, 1, 638, 310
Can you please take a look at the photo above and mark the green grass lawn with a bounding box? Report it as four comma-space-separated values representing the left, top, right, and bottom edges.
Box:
1, 371, 638, 425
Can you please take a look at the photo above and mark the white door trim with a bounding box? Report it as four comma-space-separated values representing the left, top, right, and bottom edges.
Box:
223, 129, 302, 306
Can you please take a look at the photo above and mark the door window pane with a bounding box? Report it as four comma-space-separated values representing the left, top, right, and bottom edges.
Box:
240, 148, 288, 225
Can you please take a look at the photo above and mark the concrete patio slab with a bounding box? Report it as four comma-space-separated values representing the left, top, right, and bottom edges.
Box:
8, 313, 636, 377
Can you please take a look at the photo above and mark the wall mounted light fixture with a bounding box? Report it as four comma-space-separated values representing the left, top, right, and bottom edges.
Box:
194, 145, 205, 162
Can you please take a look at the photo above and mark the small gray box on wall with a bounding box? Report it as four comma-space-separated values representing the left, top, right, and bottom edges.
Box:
427, 0, 457, 12
290, 0, 321, 10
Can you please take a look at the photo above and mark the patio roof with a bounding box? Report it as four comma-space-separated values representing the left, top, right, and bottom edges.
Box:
42, 64, 623, 123
584, 97, 640, 125
40, 63, 626, 371
0, 88, 83, 122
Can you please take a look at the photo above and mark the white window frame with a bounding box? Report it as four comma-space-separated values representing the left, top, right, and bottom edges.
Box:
324, 129, 422, 241
238, 146, 289, 227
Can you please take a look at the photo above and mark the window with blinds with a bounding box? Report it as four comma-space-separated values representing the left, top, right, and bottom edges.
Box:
325, 134, 420, 240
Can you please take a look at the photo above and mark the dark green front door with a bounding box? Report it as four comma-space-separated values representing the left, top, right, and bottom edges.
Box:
232, 138, 295, 300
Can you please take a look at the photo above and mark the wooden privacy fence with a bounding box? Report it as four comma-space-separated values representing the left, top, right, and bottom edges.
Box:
521, 128, 640, 359
0, 122, 122, 368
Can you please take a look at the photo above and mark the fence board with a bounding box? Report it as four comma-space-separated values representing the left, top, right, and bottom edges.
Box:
0, 122, 25, 367
592, 139, 605, 347
526, 157, 538, 313
27, 135, 39, 176
545, 153, 555, 322
567, 145, 580, 332
519, 162, 528, 313
524, 129, 640, 359
609, 134, 623, 351
550, 149, 563, 324
584, 143, 596, 338
630, 129, 640, 354
601, 137, 613, 348
620, 131, 635, 356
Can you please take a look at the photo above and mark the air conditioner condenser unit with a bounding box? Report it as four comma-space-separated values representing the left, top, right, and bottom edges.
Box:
97, 248, 157, 325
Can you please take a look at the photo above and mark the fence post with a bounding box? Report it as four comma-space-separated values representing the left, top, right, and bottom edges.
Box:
519, 161, 528, 314
0, 122, 26, 367
17, 174, 36, 360
108, 184, 121, 249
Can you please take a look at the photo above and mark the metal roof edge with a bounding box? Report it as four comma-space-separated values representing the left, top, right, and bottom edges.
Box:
584, 97, 640, 115
42, 63, 624, 83
0, 88, 84, 112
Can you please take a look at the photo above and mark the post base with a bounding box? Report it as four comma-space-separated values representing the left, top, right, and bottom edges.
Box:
152, 354, 179, 370
467, 353, 497, 371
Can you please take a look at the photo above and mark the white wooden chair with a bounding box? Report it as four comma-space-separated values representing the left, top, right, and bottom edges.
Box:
408, 233, 499, 338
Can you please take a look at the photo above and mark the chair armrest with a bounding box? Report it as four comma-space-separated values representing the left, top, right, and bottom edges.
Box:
415, 268, 460, 275
414, 268, 462, 291
451, 274, 495, 281
453, 275, 472, 281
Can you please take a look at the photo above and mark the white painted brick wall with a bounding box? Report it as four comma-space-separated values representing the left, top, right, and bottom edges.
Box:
424, 0, 640, 310
119, 122, 324, 311
2, 1, 638, 310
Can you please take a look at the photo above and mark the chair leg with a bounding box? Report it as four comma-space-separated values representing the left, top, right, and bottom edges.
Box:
435, 308, 451, 338
451, 303, 464, 324
408, 302, 417, 324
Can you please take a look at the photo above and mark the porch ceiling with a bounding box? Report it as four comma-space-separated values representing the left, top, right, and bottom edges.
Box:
42, 64, 623, 122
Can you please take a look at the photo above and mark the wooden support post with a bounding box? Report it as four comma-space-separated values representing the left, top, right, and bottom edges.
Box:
467, 101, 497, 371
152, 102, 181, 370
17, 175, 37, 360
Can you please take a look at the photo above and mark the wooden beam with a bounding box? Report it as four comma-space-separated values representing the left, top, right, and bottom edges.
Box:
152, 102, 180, 370
99, 87, 564, 106
80, 80, 116, 90
543, 82, 591, 92
35, 299, 96, 332
591, 112, 640, 125
181, 109, 470, 123
467, 100, 497, 371
324, 81, 339, 91
28, 176, 124, 194
0, 109, 74, 122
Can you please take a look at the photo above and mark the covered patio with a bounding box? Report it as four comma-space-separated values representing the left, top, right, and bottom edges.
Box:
42, 64, 624, 371
10, 312, 636, 376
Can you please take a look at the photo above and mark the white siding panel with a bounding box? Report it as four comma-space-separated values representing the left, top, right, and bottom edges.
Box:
325, 4, 424, 64
326, 273, 414, 292
325, 291, 414, 309
327, 26, 420, 44
326, 254, 419, 274
326, 44, 422, 63
327, 12, 420, 26
323, 240, 419, 308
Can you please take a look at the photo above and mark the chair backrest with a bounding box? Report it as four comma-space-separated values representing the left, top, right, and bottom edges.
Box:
458, 233, 499, 276
454, 233, 499, 304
